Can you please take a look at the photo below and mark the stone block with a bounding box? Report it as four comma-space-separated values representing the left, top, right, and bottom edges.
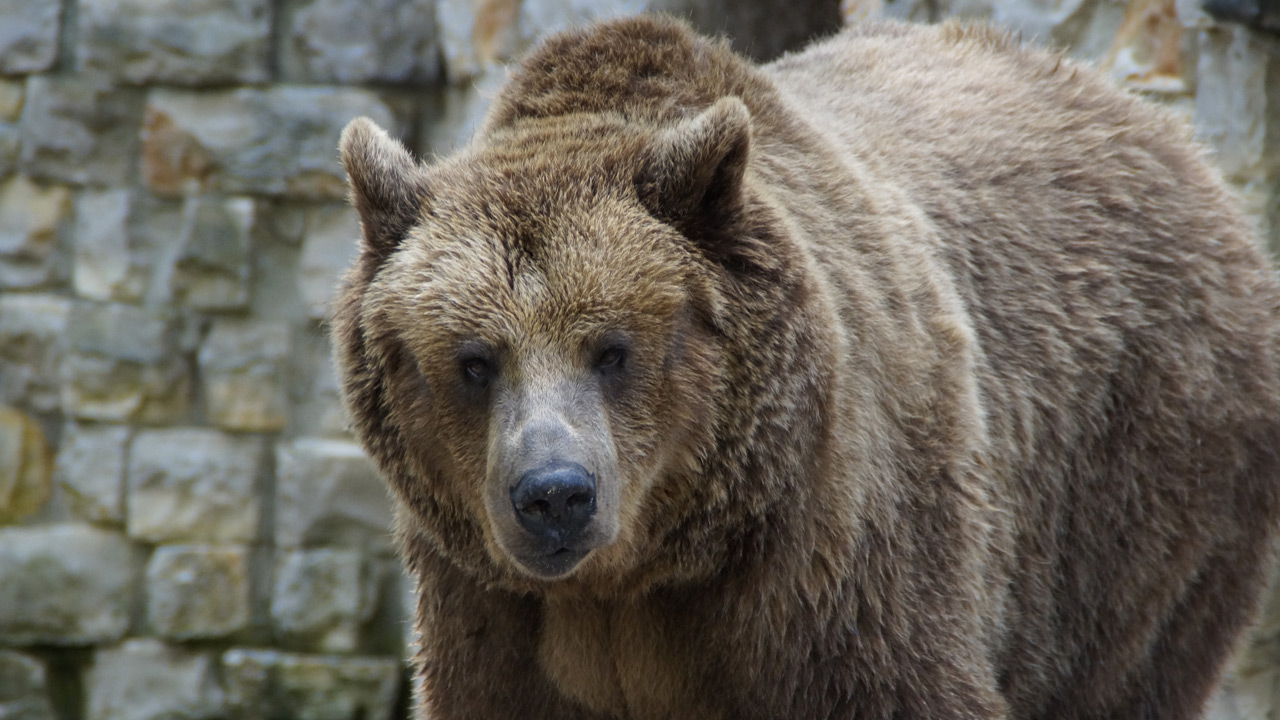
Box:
167, 195, 255, 310
0, 175, 70, 259
281, 0, 439, 84
127, 428, 265, 544
55, 422, 129, 525
67, 301, 183, 364
1195, 26, 1268, 183
246, 206, 309, 320
222, 649, 401, 720
0, 175, 71, 289
420, 72, 504, 155
78, 0, 271, 84
272, 548, 378, 653
142, 87, 403, 199
197, 319, 290, 432
0, 125, 21, 180
62, 302, 192, 422
0, 80, 25, 122
292, 330, 352, 437
437, 0, 522, 83
0, 524, 139, 645
298, 204, 360, 320
0, 405, 52, 523
146, 545, 253, 640
0, 1, 62, 74
0, 650, 56, 720
73, 191, 188, 304
86, 639, 225, 720
20, 76, 141, 186
73, 189, 148, 302
276, 438, 394, 553
61, 352, 192, 423
0, 293, 70, 411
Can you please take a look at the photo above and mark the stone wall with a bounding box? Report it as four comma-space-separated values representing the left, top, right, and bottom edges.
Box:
0, 1, 837, 719
1, 0, 1278, 718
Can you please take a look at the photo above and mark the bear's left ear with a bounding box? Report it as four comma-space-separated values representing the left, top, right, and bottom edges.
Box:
638, 97, 752, 256
340, 117, 430, 258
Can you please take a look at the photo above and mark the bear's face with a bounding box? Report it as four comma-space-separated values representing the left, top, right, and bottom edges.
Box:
338, 101, 752, 584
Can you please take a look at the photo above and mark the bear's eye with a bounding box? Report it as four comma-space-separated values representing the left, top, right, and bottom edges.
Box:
595, 346, 627, 373
460, 356, 492, 386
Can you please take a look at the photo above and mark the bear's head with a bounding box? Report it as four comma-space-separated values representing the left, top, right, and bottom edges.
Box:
334, 98, 791, 589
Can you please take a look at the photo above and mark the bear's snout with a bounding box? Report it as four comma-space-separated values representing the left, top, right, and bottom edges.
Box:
510, 461, 597, 545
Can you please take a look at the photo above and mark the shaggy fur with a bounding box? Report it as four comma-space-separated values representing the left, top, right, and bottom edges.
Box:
331, 16, 1280, 720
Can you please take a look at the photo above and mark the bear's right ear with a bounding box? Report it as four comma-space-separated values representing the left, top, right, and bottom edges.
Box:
638, 97, 752, 261
340, 117, 429, 258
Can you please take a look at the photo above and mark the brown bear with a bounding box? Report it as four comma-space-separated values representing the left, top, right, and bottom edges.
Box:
331, 15, 1280, 720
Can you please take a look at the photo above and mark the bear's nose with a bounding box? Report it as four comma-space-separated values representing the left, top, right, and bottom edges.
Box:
510, 461, 596, 544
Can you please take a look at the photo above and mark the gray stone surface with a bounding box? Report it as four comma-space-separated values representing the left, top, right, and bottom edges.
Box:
0, 1, 62, 74
166, 195, 255, 310
292, 331, 352, 438
0, 80, 24, 122
436, 0, 523, 82
61, 302, 192, 422
146, 545, 253, 640
0, 125, 21, 181
419, 73, 504, 155
55, 423, 130, 525
282, 0, 439, 83
127, 428, 265, 544
222, 649, 401, 720
0, 175, 71, 260
272, 548, 378, 652
0, 293, 70, 411
0, 175, 72, 290
1195, 25, 1268, 183
67, 302, 180, 365
0, 524, 139, 645
276, 438, 395, 553
73, 191, 187, 305
73, 189, 148, 303
61, 351, 193, 422
298, 204, 361, 320
86, 639, 225, 720
19, 76, 141, 186
78, 0, 271, 85
198, 318, 290, 432
142, 87, 403, 199
0, 650, 56, 720
516, 0, 649, 46
0, 405, 52, 524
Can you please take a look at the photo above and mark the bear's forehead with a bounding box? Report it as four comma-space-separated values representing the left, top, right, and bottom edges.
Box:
387, 196, 689, 347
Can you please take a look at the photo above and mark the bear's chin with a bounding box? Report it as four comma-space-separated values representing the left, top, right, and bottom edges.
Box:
510, 547, 592, 580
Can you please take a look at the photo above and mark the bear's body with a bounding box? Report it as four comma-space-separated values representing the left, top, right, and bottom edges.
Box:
332, 16, 1280, 720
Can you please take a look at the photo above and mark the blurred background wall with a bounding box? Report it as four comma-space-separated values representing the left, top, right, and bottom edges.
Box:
0, 0, 1276, 718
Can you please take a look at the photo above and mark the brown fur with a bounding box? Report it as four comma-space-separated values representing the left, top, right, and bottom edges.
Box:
332, 16, 1280, 720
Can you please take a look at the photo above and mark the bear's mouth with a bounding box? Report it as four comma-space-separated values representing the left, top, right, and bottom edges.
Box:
516, 545, 592, 579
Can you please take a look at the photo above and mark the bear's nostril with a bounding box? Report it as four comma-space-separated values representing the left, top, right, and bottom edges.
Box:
510, 461, 597, 544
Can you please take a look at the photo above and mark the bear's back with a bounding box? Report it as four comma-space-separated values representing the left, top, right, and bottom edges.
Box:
767, 22, 1280, 715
